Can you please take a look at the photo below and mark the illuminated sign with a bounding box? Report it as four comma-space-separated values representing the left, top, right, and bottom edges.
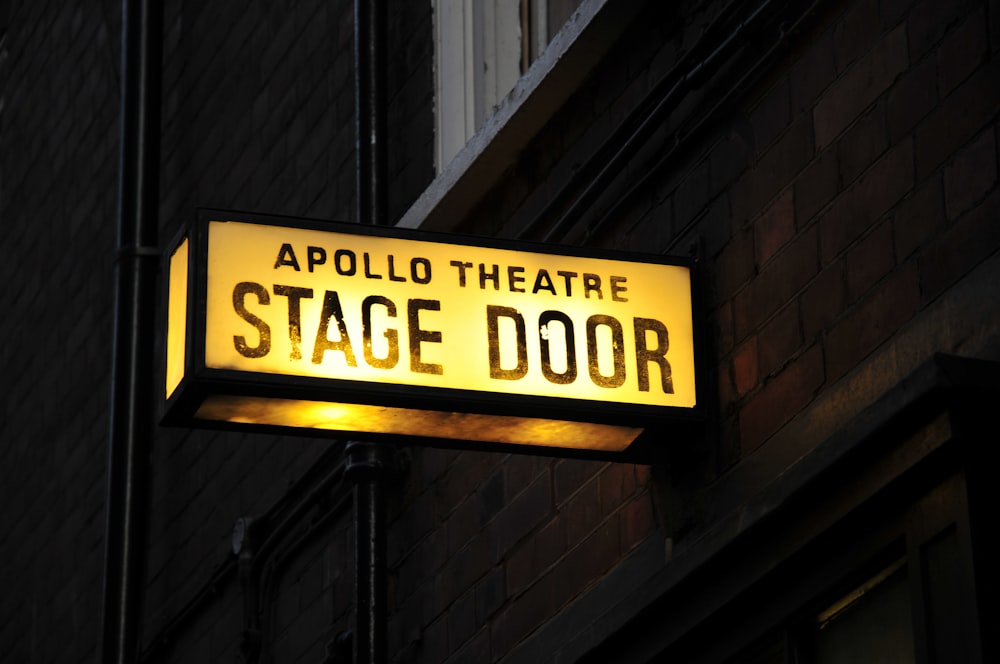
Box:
162, 210, 701, 459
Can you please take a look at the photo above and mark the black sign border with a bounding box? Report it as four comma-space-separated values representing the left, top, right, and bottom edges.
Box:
160, 208, 707, 461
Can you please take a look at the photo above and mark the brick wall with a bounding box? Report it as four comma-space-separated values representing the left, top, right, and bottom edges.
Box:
0, 1, 120, 660
381, 0, 999, 660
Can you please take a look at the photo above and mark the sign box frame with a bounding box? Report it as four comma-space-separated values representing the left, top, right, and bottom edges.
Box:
160, 209, 705, 461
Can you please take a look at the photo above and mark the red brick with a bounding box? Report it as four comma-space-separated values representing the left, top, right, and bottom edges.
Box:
944, 128, 997, 221
448, 591, 478, 653
893, 173, 944, 260
713, 301, 735, 358
474, 567, 505, 623
749, 77, 791, 151
598, 462, 636, 515
915, 53, 1000, 179
434, 533, 493, 614
794, 147, 840, 225
791, 28, 836, 114
937, 8, 989, 95
733, 336, 759, 397
447, 495, 484, 557
733, 115, 814, 222
734, 226, 819, 340
825, 263, 920, 380
396, 527, 447, 604
715, 228, 755, 303
553, 458, 605, 505
478, 468, 506, 524
739, 343, 825, 453
845, 220, 896, 300
992, 0, 1000, 55
674, 159, 712, 229
635, 464, 652, 486
491, 571, 560, 656
565, 476, 601, 546
880, 0, 915, 29
506, 544, 534, 597
710, 128, 753, 196
503, 454, 548, 500
886, 53, 938, 145
908, 0, 974, 60
450, 627, 490, 663
758, 302, 803, 379
718, 362, 736, 411
814, 24, 908, 148
506, 515, 565, 597
620, 493, 656, 552
493, 471, 551, 562
839, 102, 889, 186
560, 514, 621, 591
755, 188, 796, 266
820, 137, 914, 264
420, 615, 449, 664
834, 0, 881, 73
920, 187, 1000, 300
435, 452, 500, 519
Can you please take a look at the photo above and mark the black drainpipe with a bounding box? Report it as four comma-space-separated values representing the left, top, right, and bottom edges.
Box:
99, 0, 161, 663
352, 0, 387, 663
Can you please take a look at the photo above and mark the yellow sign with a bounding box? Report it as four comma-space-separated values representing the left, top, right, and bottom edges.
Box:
164, 214, 699, 456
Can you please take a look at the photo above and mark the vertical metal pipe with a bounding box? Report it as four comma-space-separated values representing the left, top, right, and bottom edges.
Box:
348, 443, 386, 664
353, 0, 387, 662
355, 0, 387, 227
99, 0, 161, 663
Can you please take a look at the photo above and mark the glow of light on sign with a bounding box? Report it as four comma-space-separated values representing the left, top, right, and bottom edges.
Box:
203, 221, 696, 408
166, 237, 189, 398
195, 395, 643, 451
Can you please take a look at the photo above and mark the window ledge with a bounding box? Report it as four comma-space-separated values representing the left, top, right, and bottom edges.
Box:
396, 0, 644, 233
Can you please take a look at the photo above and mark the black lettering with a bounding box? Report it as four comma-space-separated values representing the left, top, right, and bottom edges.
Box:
363, 252, 382, 279
487, 305, 527, 380
274, 243, 300, 271
450, 260, 473, 287
311, 291, 357, 366
556, 270, 578, 297
479, 263, 500, 290
232, 282, 271, 358
610, 276, 628, 302
583, 273, 603, 299
411, 257, 432, 284
362, 295, 399, 369
334, 249, 357, 276
508, 265, 526, 293
273, 284, 313, 360
387, 255, 406, 282
634, 318, 673, 393
532, 269, 557, 295
408, 299, 443, 375
586, 315, 625, 388
307, 246, 326, 272
539, 310, 576, 384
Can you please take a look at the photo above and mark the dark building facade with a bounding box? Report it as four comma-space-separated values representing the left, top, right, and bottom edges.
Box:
2, 0, 999, 662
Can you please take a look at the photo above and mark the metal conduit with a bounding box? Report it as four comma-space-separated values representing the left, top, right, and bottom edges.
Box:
99, 0, 162, 663
513, 0, 781, 244
353, 0, 389, 662
139, 444, 350, 663
584, 0, 825, 247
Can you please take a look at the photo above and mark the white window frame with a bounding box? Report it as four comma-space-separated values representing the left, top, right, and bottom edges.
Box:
404, 0, 642, 232
433, 0, 524, 173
